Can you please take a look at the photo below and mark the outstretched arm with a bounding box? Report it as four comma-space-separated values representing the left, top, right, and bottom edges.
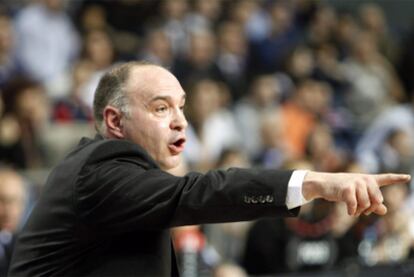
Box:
302, 172, 411, 216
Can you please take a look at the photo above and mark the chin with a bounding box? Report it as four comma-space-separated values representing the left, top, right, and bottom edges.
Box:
159, 156, 181, 171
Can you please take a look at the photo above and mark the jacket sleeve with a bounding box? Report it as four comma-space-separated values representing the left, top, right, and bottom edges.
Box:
75, 157, 299, 234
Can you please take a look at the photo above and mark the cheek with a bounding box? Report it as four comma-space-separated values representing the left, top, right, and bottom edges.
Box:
158, 120, 170, 129
154, 119, 170, 138
146, 121, 170, 147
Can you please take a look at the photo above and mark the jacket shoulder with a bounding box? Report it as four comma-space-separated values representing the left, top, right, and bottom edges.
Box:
71, 136, 159, 169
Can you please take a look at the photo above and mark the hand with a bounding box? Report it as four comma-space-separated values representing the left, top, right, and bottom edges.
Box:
302, 171, 411, 216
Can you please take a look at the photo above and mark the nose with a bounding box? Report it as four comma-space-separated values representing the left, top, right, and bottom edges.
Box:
170, 108, 188, 131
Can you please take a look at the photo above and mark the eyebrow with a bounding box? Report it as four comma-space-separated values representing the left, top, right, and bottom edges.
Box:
149, 94, 186, 103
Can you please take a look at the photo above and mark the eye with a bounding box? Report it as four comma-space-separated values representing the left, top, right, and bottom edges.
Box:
179, 105, 185, 111
155, 105, 169, 114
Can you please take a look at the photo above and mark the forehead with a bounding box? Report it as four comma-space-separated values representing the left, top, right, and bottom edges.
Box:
126, 66, 185, 101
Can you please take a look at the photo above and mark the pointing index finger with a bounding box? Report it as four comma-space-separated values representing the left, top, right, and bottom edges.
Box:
374, 173, 411, 187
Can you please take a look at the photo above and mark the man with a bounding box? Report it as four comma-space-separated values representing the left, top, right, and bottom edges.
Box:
9, 61, 410, 276
0, 167, 27, 276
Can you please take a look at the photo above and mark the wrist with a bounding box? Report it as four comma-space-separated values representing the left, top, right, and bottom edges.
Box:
302, 171, 324, 201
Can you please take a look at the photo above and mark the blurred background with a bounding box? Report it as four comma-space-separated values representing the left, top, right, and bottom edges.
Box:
1, 0, 414, 276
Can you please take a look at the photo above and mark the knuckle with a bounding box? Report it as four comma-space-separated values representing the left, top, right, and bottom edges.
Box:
355, 179, 365, 188
371, 195, 382, 205
348, 199, 357, 208
361, 202, 370, 209
362, 175, 370, 182
343, 186, 353, 196
343, 191, 353, 203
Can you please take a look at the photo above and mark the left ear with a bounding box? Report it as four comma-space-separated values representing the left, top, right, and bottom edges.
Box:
103, 105, 125, 139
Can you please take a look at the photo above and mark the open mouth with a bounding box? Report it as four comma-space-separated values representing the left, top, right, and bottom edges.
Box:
168, 138, 186, 154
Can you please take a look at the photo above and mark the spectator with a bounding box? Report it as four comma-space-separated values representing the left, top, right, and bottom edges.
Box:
0, 78, 50, 169
340, 30, 404, 135
0, 10, 23, 88
280, 79, 332, 159
77, 28, 116, 110
14, 0, 80, 95
0, 96, 21, 167
0, 167, 27, 232
285, 45, 315, 83
375, 128, 414, 174
185, 0, 222, 33
305, 123, 349, 172
160, 0, 190, 58
332, 12, 359, 60
184, 79, 240, 171
356, 98, 414, 173
312, 43, 349, 108
77, 3, 140, 60
234, 74, 286, 160
0, 167, 27, 276
247, 1, 302, 76
82, 28, 116, 73
173, 29, 222, 88
306, 5, 337, 49
52, 60, 94, 123
216, 20, 249, 101
78, 4, 108, 34
358, 3, 399, 63
228, 0, 270, 42
139, 27, 174, 68
255, 109, 290, 169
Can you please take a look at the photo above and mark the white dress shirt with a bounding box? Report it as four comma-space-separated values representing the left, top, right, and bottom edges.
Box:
286, 170, 311, 209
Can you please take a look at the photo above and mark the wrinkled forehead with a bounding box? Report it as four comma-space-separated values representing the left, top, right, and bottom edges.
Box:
126, 65, 186, 101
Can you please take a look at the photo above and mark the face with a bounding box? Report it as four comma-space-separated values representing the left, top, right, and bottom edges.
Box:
0, 16, 13, 52
0, 171, 26, 232
16, 87, 50, 126
86, 30, 114, 69
121, 66, 188, 170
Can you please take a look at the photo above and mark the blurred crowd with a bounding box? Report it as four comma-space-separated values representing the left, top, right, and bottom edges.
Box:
1, 0, 414, 276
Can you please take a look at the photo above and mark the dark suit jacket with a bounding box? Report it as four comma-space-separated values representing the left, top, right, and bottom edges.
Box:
9, 135, 298, 276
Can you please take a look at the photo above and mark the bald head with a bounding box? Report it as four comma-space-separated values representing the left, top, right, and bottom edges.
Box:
93, 61, 164, 134
125, 64, 183, 100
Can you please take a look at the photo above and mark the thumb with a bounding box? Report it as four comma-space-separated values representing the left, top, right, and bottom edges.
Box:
373, 203, 387, 216
374, 173, 411, 187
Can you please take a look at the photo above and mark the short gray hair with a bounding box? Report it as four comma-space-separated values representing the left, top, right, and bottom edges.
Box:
93, 61, 154, 134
